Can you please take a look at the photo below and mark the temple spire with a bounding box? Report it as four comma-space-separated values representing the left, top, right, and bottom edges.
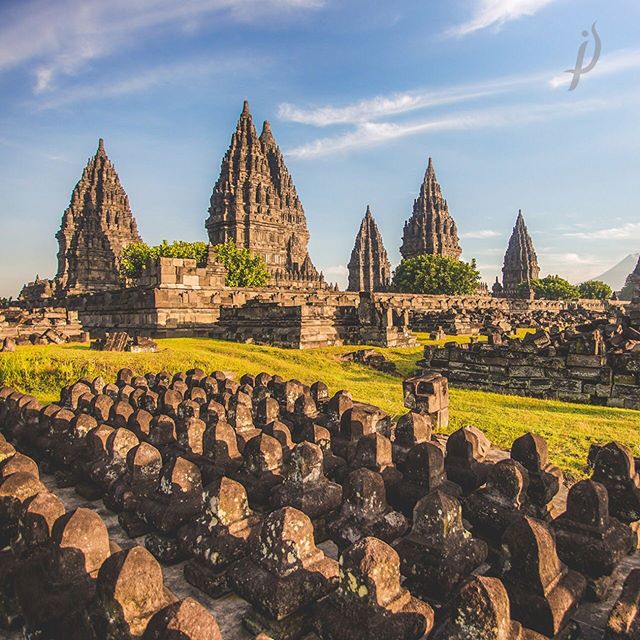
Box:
347, 205, 391, 292
501, 210, 540, 295
206, 101, 322, 286
259, 120, 276, 149
55, 139, 141, 295
400, 157, 462, 260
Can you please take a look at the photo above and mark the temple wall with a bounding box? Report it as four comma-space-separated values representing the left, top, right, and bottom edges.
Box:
43, 257, 628, 348
421, 342, 640, 409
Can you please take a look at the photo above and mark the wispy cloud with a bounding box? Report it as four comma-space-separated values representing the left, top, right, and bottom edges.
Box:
565, 222, 640, 240
279, 46, 640, 133
287, 94, 631, 158
447, 0, 557, 37
461, 229, 501, 239
324, 265, 348, 276
36, 56, 259, 109
278, 82, 518, 127
536, 251, 607, 282
0, 0, 323, 92
549, 47, 640, 89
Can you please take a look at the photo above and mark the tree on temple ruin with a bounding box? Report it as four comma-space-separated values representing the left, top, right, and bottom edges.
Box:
578, 280, 612, 300
212, 240, 270, 287
525, 275, 579, 300
392, 254, 480, 295
120, 240, 209, 281
120, 239, 269, 288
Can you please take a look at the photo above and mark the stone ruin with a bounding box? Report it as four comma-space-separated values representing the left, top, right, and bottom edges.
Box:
338, 348, 398, 375
206, 101, 325, 289
411, 300, 614, 337
7, 99, 636, 358
347, 205, 391, 293
91, 332, 158, 353
0, 306, 87, 351
0, 449, 221, 640
400, 157, 461, 261
496, 210, 540, 298
55, 138, 142, 296
0, 368, 639, 639
420, 310, 640, 408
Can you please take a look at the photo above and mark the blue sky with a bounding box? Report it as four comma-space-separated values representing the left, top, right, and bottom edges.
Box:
1, 0, 639, 295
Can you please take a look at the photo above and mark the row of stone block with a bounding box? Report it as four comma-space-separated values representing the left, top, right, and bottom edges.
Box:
1, 369, 640, 638
0, 439, 221, 639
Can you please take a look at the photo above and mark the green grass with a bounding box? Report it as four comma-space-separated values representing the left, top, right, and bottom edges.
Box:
1, 334, 637, 479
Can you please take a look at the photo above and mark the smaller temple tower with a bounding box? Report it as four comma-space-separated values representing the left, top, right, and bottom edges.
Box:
501, 210, 540, 295
621, 256, 640, 300
400, 158, 462, 261
55, 139, 141, 295
347, 206, 391, 292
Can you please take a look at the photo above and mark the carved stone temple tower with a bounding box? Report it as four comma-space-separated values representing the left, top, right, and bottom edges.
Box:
501, 210, 540, 295
621, 256, 640, 301
55, 139, 141, 295
347, 205, 391, 292
400, 158, 462, 261
206, 101, 324, 287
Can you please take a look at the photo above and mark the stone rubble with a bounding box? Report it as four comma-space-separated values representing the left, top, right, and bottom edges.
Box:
0, 369, 639, 639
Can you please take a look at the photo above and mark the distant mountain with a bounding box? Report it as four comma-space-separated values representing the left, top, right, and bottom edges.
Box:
594, 253, 639, 291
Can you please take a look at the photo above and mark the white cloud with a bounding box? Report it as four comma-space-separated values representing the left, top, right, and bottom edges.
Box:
279, 45, 640, 133
0, 0, 324, 92
565, 222, 640, 240
324, 264, 348, 276
36, 56, 258, 109
287, 93, 630, 158
461, 229, 501, 239
447, 0, 557, 37
550, 47, 640, 89
277, 82, 517, 127
530, 251, 608, 283
543, 252, 598, 266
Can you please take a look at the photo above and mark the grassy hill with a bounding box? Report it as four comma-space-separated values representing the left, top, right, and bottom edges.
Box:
1, 335, 638, 478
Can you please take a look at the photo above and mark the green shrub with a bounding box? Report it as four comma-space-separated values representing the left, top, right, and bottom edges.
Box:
526, 275, 580, 300
578, 280, 612, 300
121, 239, 269, 288
212, 240, 270, 288
120, 240, 208, 280
392, 254, 481, 295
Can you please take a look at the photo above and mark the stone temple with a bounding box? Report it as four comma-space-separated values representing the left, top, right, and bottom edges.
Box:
500, 210, 540, 295
400, 157, 461, 261
347, 205, 391, 292
205, 101, 324, 288
55, 139, 141, 295
621, 256, 640, 300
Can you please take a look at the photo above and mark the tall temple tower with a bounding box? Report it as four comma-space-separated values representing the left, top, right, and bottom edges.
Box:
205, 101, 322, 285
55, 139, 141, 294
347, 206, 391, 292
501, 210, 540, 294
400, 158, 462, 261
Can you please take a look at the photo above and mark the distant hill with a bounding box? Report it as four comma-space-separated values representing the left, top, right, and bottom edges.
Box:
594, 253, 639, 291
